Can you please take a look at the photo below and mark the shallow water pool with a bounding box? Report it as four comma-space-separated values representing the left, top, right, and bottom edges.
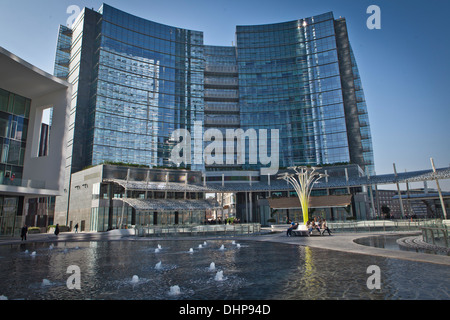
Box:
0, 239, 448, 300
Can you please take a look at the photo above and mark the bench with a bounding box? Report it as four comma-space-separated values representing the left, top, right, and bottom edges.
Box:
291, 224, 309, 236
291, 224, 324, 237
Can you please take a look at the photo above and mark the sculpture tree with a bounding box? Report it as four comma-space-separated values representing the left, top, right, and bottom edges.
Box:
278, 166, 328, 225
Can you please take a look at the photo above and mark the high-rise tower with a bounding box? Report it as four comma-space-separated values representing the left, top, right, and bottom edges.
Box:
53, 5, 374, 222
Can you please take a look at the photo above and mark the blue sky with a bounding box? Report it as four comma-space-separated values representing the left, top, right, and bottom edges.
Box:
1, 0, 449, 188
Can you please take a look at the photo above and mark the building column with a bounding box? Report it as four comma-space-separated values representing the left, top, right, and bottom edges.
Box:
368, 184, 376, 220
245, 191, 249, 223
249, 191, 253, 222
431, 158, 448, 220
375, 184, 381, 218
393, 163, 406, 218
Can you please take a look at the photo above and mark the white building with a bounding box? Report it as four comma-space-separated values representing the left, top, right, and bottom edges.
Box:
0, 47, 70, 235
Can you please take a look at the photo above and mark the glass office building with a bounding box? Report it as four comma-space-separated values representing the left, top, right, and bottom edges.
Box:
54, 4, 374, 177
203, 45, 240, 170
0, 88, 30, 235
0, 88, 30, 183
237, 14, 347, 169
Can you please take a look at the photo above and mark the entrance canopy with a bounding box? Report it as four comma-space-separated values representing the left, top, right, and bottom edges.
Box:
268, 195, 352, 209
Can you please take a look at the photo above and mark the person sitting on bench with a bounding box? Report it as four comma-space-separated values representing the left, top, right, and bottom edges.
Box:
286, 221, 298, 236
312, 221, 320, 233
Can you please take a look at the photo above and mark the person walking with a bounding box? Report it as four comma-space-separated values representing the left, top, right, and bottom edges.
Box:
321, 219, 332, 235
74, 223, 79, 233
20, 225, 28, 241
54, 224, 60, 236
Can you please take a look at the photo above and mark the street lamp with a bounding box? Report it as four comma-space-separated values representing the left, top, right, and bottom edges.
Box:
278, 166, 328, 225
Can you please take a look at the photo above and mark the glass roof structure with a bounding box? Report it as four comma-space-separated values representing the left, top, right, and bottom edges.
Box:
106, 167, 450, 193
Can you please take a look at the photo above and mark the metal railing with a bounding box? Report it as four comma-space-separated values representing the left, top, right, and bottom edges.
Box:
205, 65, 238, 74
136, 223, 261, 237
327, 219, 444, 233
421, 227, 449, 248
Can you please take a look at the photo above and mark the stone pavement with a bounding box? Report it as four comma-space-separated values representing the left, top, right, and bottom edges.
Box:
2, 227, 449, 266
245, 229, 450, 266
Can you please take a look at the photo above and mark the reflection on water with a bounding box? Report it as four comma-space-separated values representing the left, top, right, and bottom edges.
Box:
298, 246, 325, 299
0, 240, 448, 300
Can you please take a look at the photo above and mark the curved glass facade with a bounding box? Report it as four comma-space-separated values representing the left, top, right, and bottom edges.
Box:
236, 13, 350, 169
91, 4, 204, 168
55, 5, 374, 176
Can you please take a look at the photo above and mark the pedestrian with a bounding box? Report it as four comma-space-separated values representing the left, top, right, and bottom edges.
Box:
21, 225, 28, 241
286, 221, 297, 237
54, 224, 60, 236
321, 219, 332, 235
74, 223, 78, 233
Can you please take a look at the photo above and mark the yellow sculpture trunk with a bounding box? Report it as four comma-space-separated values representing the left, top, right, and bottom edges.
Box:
300, 191, 309, 225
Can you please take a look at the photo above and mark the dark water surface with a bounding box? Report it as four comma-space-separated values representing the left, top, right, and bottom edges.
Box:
0, 239, 448, 300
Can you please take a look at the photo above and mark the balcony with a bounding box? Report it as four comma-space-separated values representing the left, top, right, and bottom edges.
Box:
62, 28, 73, 36
0, 177, 45, 189
359, 120, 369, 127
204, 91, 239, 100
204, 115, 240, 126
205, 65, 238, 75
204, 104, 240, 113
55, 59, 70, 67
204, 77, 239, 88
59, 46, 71, 54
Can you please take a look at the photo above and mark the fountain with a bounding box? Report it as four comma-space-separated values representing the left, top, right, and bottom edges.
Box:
155, 248, 160, 253
49, 244, 54, 250
203, 241, 207, 246
198, 244, 203, 249
158, 244, 162, 249
169, 285, 181, 295
131, 275, 139, 284
2, 239, 448, 300
219, 245, 225, 251
215, 271, 225, 281
189, 248, 194, 253
30, 251, 36, 257
42, 279, 52, 286
236, 244, 241, 248
232, 240, 236, 245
